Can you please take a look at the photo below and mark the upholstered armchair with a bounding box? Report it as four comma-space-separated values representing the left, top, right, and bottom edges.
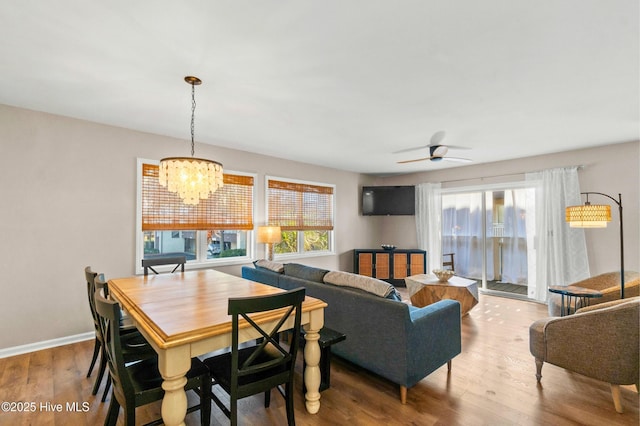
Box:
530, 297, 640, 413
548, 271, 640, 316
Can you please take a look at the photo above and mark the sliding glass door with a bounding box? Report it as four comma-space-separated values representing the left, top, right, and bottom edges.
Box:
441, 184, 535, 297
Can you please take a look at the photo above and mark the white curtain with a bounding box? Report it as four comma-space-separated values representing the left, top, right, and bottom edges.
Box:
525, 167, 590, 305
441, 192, 485, 278
415, 182, 442, 272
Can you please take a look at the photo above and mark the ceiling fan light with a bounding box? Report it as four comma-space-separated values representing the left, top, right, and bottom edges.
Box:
430, 145, 448, 157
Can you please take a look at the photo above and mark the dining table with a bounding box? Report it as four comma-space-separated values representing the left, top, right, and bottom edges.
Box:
108, 269, 327, 426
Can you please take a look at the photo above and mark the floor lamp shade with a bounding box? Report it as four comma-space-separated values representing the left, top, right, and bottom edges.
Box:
566, 204, 611, 228
257, 226, 282, 261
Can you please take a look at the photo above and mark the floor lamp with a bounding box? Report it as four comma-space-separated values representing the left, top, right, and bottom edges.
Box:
565, 192, 625, 298
257, 226, 282, 261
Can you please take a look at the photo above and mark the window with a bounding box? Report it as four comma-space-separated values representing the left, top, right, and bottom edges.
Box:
137, 160, 255, 272
266, 176, 335, 257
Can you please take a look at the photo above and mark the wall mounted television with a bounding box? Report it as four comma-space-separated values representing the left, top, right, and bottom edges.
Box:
362, 185, 415, 216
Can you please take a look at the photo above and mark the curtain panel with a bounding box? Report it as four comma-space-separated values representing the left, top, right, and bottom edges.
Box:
526, 166, 589, 305
415, 182, 442, 272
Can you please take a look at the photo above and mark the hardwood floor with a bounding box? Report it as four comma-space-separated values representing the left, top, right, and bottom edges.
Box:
1, 293, 637, 425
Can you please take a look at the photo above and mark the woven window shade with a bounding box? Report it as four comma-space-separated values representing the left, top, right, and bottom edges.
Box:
268, 179, 334, 231
142, 163, 254, 231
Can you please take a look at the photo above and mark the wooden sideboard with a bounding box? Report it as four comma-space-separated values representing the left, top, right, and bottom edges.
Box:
353, 249, 427, 287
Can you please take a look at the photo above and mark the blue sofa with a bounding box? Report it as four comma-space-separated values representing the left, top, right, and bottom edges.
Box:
242, 263, 461, 403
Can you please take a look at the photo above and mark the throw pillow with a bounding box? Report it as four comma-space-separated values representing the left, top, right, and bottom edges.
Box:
323, 271, 402, 301
253, 259, 284, 273
283, 263, 329, 283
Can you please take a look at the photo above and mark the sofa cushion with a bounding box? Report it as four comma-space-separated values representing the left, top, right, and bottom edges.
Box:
284, 263, 329, 283
323, 270, 402, 301
253, 259, 284, 273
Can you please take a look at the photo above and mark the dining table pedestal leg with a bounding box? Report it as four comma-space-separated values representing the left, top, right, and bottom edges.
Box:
159, 349, 190, 426
303, 326, 322, 414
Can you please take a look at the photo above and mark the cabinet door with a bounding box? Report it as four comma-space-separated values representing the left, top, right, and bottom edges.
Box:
358, 252, 373, 277
374, 252, 390, 279
410, 252, 426, 275
393, 253, 409, 279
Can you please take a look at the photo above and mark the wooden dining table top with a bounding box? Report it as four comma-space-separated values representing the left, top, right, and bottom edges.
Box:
108, 269, 327, 350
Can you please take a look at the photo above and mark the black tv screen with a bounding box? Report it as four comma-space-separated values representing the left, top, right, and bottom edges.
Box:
362, 186, 415, 216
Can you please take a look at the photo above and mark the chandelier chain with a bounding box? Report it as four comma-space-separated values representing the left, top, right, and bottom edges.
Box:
190, 82, 196, 157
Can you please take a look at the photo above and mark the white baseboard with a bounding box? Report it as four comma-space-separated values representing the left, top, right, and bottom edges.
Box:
0, 332, 95, 359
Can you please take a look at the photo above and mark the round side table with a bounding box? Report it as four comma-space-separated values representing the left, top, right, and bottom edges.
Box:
548, 285, 603, 316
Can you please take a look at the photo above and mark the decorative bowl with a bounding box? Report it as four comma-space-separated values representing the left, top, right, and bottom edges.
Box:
433, 269, 455, 282
381, 244, 396, 251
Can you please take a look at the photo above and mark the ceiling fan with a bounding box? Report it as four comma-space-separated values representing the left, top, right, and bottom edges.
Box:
396, 131, 472, 164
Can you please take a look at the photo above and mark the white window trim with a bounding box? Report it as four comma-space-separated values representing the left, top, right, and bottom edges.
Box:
264, 175, 336, 260
135, 158, 257, 275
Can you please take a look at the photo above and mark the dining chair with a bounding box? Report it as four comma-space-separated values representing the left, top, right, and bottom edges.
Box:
86, 266, 104, 381
86, 269, 155, 402
94, 290, 211, 426
442, 252, 455, 271
142, 255, 187, 276
203, 287, 306, 426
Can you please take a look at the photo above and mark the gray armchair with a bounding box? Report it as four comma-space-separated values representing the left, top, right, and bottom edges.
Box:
530, 297, 640, 413
548, 271, 639, 316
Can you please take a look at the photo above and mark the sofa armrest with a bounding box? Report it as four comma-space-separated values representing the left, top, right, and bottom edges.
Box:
241, 265, 281, 287
404, 300, 462, 387
409, 298, 460, 322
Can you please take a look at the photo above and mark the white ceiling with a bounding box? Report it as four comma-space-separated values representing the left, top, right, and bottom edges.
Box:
1, 1, 638, 175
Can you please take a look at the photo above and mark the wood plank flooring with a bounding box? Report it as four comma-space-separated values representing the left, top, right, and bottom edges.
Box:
0, 293, 637, 425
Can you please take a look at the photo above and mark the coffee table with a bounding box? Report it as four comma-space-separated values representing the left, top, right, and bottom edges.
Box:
548, 285, 603, 316
405, 274, 478, 316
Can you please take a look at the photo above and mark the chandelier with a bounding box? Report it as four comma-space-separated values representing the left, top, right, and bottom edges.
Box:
159, 76, 223, 205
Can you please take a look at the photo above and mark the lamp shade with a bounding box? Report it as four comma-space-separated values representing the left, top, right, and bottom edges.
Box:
565, 204, 611, 228
257, 226, 282, 244
159, 157, 223, 205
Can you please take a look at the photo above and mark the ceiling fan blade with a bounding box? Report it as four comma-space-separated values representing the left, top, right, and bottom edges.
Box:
429, 131, 446, 146
443, 157, 472, 163
397, 156, 433, 164
392, 145, 430, 154
444, 145, 472, 150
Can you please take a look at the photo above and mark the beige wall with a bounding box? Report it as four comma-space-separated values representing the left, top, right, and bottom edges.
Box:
1, 102, 637, 351
377, 141, 640, 276
0, 104, 376, 350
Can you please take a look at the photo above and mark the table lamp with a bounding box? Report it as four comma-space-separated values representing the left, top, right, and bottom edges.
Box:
257, 226, 282, 261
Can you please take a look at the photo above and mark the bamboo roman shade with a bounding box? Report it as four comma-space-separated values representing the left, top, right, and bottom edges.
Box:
142, 163, 254, 231
267, 179, 334, 231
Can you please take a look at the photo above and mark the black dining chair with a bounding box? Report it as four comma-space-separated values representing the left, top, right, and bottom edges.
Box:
85, 268, 155, 402
94, 290, 211, 426
203, 287, 306, 426
443, 252, 455, 271
86, 266, 104, 381
142, 255, 187, 276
